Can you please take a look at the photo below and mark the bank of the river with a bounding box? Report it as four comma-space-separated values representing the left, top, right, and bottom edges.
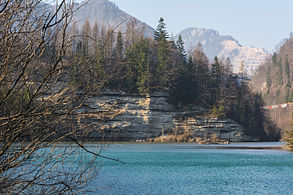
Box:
74, 141, 287, 150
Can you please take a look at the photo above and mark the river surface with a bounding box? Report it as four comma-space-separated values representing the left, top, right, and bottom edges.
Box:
89, 142, 293, 195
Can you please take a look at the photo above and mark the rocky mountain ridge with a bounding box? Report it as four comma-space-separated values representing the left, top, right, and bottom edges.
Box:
175, 28, 269, 76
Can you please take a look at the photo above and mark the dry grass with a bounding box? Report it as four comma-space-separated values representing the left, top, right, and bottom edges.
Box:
147, 134, 229, 144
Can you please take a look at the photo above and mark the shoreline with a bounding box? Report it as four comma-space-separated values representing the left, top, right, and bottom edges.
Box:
56, 141, 289, 151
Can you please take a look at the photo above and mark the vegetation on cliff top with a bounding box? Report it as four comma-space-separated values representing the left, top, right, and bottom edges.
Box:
70, 17, 279, 140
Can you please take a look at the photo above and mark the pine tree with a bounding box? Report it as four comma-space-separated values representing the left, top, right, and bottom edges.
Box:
115, 31, 124, 60
125, 38, 151, 93
105, 31, 125, 90
284, 56, 290, 88
192, 43, 210, 102
211, 56, 221, 84
176, 35, 186, 59
169, 56, 198, 106
135, 39, 151, 94
95, 39, 106, 85
272, 53, 277, 66
154, 17, 169, 42
210, 56, 222, 105
153, 17, 170, 87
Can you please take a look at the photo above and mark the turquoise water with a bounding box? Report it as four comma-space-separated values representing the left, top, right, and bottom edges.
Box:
91, 143, 293, 195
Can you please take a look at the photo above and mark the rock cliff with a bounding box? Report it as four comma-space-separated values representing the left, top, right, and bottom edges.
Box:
74, 91, 256, 142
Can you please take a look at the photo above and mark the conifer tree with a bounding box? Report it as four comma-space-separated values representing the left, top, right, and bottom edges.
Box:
211, 56, 221, 84
284, 56, 290, 88
125, 38, 151, 93
176, 35, 186, 64
169, 56, 198, 106
106, 31, 125, 90
135, 39, 151, 94
210, 56, 222, 104
272, 53, 277, 66
153, 17, 170, 87
192, 43, 210, 100
154, 17, 169, 42
95, 39, 106, 85
176, 35, 186, 57
115, 31, 124, 61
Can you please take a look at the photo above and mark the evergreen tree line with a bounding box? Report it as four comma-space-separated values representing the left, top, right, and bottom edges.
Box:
69, 17, 279, 139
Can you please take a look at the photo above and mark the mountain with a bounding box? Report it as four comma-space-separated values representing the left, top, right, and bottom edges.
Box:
72, 0, 154, 37
175, 28, 269, 76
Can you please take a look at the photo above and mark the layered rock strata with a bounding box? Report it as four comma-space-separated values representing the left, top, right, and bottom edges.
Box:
74, 91, 254, 142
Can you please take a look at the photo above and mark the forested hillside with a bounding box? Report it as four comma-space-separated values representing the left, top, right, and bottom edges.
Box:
252, 35, 293, 134
252, 35, 293, 105
69, 17, 279, 139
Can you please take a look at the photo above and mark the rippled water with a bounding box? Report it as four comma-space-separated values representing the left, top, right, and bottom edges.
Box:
91, 142, 293, 195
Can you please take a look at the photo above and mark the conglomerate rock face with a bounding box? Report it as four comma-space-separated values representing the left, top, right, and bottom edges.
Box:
74, 91, 255, 142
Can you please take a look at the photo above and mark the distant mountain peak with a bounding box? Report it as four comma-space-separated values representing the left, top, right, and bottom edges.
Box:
175, 27, 268, 76
72, 0, 154, 36
189, 27, 219, 36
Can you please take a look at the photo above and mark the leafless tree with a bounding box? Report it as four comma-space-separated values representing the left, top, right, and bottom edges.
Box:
125, 18, 145, 48
0, 0, 122, 193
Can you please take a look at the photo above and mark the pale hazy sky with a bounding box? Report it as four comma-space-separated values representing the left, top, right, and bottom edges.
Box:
109, 0, 293, 53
